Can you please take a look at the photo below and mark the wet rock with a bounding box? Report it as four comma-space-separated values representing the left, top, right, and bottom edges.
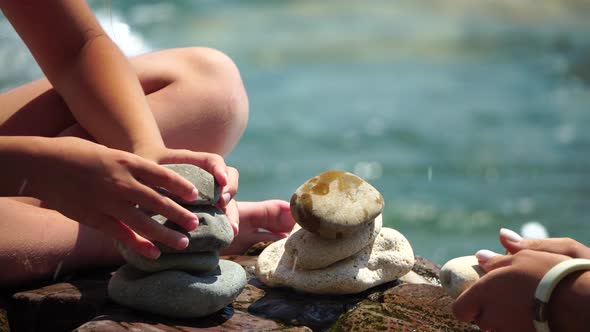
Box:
331, 284, 480, 332
5, 254, 473, 331
9, 276, 111, 332
413, 256, 442, 285
74, 308, 313, 332
290, 170, 384, 239
0, 296, 10, 332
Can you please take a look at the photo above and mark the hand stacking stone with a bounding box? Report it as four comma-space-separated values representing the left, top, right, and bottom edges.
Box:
256, 170, 415, 294
108, 164, 247, 318
440, 255, 485, 299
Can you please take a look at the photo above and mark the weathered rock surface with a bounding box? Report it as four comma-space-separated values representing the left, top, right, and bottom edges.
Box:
159, 164, 220, 205
284, 215, 382, 270
4, 252, 480, 332
440, 255, 485, 299
108, 260, 246, 318
115, 241, 219, 273
0, 296, 10, 332
330, 284, 480, 331
156, 205, 234, 253
256, 228, 414, 294
290, 170, 384, 239
8, 274, 111, 332
74, 309, 313, 332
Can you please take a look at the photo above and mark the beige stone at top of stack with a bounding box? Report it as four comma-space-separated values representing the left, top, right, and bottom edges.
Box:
290, 170, 384, 239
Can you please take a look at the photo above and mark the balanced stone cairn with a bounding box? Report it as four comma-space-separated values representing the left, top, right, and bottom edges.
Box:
255, 170, 415, 294
108, 164, 247, 318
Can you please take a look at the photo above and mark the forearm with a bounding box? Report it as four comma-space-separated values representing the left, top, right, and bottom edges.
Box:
54, 33, 164, 153
549, 270, 590, 331
1, 0, 164, 154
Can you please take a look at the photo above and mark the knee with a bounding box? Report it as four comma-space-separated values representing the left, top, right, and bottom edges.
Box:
178, 47, 249, 154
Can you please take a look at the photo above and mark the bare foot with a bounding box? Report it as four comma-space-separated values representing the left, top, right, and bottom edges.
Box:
221, 199, 296, 255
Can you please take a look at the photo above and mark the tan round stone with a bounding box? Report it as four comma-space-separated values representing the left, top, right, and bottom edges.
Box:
290, 170, 384, 239
440, 255, 485, 299
284, 215, 383, 270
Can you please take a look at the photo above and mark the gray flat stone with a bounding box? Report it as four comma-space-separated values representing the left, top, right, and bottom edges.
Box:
155, 205, 234, 253
108, 260, 247, 318
159, 164, 220, 205
115, 241, 219, 273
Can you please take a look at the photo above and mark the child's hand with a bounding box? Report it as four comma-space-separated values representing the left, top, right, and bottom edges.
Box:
135, 146, 239, 232
216, 166, 239, 232
23, 137, 203, 259
453, 250, 570, 332
133, 147, 230, 189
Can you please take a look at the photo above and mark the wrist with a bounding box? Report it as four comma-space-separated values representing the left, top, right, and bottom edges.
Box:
548, 270, 590, 331
131, 142, 166, 161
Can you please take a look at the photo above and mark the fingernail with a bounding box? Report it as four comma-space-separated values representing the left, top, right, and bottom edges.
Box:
222, 193, 232, 205
187, 217, 199, 231
177, 236, 189, 249
190, 188, 199, 200
149, 247, 161, 260
500, 228, 523, 243
476, 249, 499, 263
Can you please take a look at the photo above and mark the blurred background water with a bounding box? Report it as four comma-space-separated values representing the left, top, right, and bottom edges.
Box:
2, 0, 590, 264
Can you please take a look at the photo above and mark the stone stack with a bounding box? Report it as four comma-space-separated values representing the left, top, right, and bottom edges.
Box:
108, 164, 247, 318
256, 170, 415, 294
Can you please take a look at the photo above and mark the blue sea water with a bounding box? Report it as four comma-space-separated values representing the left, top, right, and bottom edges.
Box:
1, 0, 590, 264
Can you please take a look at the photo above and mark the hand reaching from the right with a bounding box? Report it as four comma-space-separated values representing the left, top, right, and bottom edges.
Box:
5, 136, 202, 259
452, 229, 590, 332
499, 228, 590, 259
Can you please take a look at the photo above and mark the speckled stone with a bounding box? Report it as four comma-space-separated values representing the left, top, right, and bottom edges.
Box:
440, 255, 485, 299
115, 240, 219, 273
290, 170, 384, 239
155, 205, 234, 253
256, 227, 414, 294
159, 164, 220, 205
284, 215, 382, 270
108, 259, 247, 318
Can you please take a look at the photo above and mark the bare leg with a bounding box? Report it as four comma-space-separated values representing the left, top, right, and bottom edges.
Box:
0, 197, 123, 286
221, 200, 295, 255
0, 47, 293, 286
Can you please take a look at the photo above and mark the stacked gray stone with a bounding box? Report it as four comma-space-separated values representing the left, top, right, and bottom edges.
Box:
108, 164, 247, 318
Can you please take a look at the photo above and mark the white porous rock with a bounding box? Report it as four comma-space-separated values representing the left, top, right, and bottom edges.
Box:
290, 170, 384, 239
255, 227, 414, 294
440, 255, 485, 299
284, 215, 383, 270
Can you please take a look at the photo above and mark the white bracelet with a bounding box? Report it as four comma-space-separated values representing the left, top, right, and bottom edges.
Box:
533, 258, 590, 332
